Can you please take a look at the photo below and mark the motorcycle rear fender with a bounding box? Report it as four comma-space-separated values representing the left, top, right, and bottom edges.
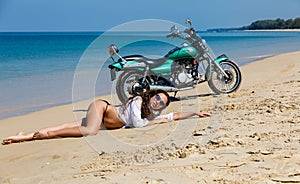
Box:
108, 62, 123, 70
108, 60, 146, 70
109, 61, 145, 81
109, 60, 173, 75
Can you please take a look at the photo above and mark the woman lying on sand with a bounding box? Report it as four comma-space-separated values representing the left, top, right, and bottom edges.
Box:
2, 90, 210, 145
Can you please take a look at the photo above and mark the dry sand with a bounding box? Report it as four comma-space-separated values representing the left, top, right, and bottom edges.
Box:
0, 51, 299, 183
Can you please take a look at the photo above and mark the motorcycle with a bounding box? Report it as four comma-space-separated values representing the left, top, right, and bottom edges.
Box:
107, 19, 242, 103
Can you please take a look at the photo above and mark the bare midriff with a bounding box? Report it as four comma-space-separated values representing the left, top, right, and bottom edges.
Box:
103, 105, 125, 129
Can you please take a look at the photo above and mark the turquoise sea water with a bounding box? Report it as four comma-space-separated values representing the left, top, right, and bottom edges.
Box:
1, 31, 300, 120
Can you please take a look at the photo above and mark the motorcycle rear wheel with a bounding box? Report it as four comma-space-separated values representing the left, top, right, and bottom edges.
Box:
116, 70, 145, 103
207, 60, 242, 94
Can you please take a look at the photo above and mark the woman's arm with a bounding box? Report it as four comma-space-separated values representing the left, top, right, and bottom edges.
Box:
146, 111, 211, 126
173, 111, 211, 121
146, 118, 171, 126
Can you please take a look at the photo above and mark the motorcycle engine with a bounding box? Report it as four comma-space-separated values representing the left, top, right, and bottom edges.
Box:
177, 71, 193, 83
172, 61, 194, 85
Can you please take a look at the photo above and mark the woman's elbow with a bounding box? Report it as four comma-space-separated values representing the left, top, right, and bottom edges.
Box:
133, 123, 147, 128
173, 113, 180, 121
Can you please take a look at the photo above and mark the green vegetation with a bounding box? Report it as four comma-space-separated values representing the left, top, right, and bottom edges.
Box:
246, 18, 300, 30
207, 18, 300, 32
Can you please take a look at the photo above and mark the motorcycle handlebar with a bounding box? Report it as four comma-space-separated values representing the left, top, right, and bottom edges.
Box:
167, 27, 201, 44
184, 28, 199, 40
166, 32, 183, 39
166, 34, 173, 38
184, 28, 191, 34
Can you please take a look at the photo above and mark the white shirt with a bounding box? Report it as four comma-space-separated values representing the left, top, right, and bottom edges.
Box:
116, 96, 174, 128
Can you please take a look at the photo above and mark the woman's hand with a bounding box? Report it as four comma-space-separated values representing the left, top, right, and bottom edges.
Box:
173, 111, 211, 121
147, 112, 211, 126
196, 112, 211, 118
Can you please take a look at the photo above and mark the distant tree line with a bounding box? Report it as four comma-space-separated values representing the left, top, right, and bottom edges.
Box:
207, 18, 300, 32
245, 18, 300, 30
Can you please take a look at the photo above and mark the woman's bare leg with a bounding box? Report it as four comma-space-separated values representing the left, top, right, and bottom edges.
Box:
34, 100, 106, 139
3, 100, 107, 144
38, 122, 79, 133
2, 122, 80, 144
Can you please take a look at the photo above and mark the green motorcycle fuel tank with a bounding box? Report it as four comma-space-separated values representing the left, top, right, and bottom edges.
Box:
151, 44, 199, 75
165, 44, 198, 59
108, 44, 199, 79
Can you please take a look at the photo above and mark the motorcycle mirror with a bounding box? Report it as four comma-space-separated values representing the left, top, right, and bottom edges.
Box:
185, 18, 192, 28
107, 44, 119, 56
170, 25, 179, 34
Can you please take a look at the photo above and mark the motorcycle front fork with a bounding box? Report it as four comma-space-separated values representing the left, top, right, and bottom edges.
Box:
213, 60, 229, 78
205, 57, 229, 81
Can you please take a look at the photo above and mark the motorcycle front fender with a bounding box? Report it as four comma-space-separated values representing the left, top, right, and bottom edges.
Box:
215, 54, 229, 64
205, 54, 229, 80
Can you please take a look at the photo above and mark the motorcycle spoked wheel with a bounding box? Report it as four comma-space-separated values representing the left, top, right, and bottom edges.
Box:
116, 70, 148, 104
206, 60, 242, 94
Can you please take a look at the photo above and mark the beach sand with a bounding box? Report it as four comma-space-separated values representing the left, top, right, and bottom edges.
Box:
0, 51, 300, 183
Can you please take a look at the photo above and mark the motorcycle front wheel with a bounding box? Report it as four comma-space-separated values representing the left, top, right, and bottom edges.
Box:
206, 60, 242, 94
116, 70, 145, 104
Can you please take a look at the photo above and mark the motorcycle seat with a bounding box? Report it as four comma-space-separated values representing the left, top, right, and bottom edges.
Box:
122, 55, 167, 68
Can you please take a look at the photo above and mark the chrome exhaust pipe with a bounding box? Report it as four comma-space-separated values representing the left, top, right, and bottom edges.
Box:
149, 85, 178, 92
149, 85, 194, 92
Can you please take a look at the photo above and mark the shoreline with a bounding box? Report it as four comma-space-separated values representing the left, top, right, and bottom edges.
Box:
244, 29, 300, 32
2, 30, 300, 121
0, 50, 295, 121
0, 50, 300, 183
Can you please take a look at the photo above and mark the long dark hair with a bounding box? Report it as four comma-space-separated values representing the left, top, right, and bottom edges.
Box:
124, 90, 170, 119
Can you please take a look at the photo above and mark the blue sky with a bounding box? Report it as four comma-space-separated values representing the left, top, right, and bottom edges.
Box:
0, 0, 299, 31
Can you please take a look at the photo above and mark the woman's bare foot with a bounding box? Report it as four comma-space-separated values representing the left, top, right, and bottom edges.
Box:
2, 132, 33, 145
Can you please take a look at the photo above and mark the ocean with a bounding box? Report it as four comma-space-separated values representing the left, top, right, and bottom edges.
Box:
1, 31, 300, 120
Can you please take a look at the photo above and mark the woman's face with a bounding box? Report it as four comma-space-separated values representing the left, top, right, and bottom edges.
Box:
150, 93, 168, 110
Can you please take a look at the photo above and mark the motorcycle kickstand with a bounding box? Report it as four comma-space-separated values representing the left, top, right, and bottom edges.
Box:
170, 91, 180, 102
173, 91, 177, 98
